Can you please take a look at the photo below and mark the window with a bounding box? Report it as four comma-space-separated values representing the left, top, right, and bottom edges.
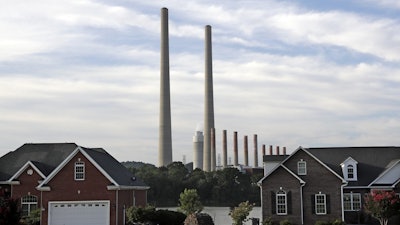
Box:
21, 195, 37, 217
298, 160, 307, 175
315, 193, 326, 215
344, 193, 361, 211
276, 190, 287, 215
347, 165, 354, 179
341, 157, 358, 181
74, 161, 85, 180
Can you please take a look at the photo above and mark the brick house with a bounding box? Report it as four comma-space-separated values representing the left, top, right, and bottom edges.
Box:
0, 143, 149, 225
259, 146, 400, 225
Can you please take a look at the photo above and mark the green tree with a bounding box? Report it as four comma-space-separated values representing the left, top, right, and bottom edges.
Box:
179, 188, 203, 215
229, 201, 254, 225
364, 190, 400, 225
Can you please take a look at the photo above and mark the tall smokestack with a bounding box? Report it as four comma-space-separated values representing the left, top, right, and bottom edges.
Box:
234, 131, 238, 166
193, 130, 204, 170
244, 135, 249, 166
158, 7, 173, 167
203, 25, 215, 172
253, 134, 258, 167
222, 130, 227, 168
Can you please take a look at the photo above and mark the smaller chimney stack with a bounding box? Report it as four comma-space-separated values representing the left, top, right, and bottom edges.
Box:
276, 146, 280, 155
283, 146, 287, 155
233, 131, 238, 166
244, 135, 249, 166
253, 134, 258, 167
262, 144, 266, 156
222, 130, 227, 168
269, 145, 273, 155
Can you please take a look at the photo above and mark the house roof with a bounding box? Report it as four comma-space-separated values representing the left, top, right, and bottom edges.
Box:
0, 143, 78, 181
0, 143, 148, 189
306, 146, 400, 187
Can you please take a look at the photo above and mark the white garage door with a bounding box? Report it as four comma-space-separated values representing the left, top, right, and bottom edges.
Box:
49, 201, 110, 225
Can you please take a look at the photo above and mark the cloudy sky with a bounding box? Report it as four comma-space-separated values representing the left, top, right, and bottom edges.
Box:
1, 0, 399, 166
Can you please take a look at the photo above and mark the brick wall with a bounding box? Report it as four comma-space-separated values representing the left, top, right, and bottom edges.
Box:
261, 149, 344, 225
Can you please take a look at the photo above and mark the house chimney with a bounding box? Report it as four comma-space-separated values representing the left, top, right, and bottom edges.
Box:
222, 130, 227, 168
269, 145, 273, 155
203, 25, 215, 172
262, 144, 266, 156
234, 131, 238, 166
276, 146, 280, 155
253, 134, 258, 167
283, 146, 287, 155
244, 135, 249, 166
158, 7, 173, 167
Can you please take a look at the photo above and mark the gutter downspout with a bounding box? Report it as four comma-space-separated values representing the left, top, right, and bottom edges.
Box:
300, 183, 305, 225
116, 190, 119, 225
40, 191, 43, 225
341, 183, 347, 222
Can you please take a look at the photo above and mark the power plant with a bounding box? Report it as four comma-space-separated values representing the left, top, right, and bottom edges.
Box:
157, 8, 285, 170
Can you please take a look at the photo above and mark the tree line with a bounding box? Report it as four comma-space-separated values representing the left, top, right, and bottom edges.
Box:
127, 162, 263, 207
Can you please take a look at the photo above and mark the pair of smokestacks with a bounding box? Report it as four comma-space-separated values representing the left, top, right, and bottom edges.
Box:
158, 7, 215, 170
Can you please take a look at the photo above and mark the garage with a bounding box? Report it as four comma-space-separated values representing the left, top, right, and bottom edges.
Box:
49, 201, 110, 225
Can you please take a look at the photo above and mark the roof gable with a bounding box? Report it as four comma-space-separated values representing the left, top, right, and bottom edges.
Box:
37, 146, 148, 190
369, 159, 400, 187
259, 164, 305, 185
259, 146, 345, 184
0, 143, 78, 181
284, 147, 346, 183
8, 161, 46, 182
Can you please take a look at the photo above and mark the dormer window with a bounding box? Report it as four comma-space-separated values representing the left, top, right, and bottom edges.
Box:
297, 160, 307, 175
341, 157, 358, 181
74, 161, 85, 181
347, 165, 354, 179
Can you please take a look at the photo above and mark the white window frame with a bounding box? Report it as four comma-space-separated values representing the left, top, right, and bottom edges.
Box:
297, 160, 307, 175
343, 192, 361, 211
74, 161, 85, 181
315, 193, 327, 215
21, 195, 38, 217
347, 165, 354, 179
276, 190, 287, 215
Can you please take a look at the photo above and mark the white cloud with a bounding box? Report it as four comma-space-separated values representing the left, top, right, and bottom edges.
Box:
0, 0, 399, 165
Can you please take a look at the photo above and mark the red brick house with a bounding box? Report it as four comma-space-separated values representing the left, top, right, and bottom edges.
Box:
259, 146, 400, 225
0, 143, 149, 225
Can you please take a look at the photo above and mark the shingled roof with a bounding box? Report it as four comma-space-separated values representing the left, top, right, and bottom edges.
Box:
306, 146, 400, 187
0, 143, 78, 181
0, 143, 148, 189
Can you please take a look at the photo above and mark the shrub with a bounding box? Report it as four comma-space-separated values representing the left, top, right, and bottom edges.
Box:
279, 219, 292, 225
331, 219, 346, 225
315, 221, 330, 225
23, 208, 41, 225
262, 217, 275, 225
154, 209, 186, 225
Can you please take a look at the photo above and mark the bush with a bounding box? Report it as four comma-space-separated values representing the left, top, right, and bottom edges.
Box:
331, 219, 346, 225
262, 217, 275, 225
126, 205, 156, 224
279, 219, 292, 225
23, 208, 40, 225
315, 221, 331, 225
154, 209, 186, 225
